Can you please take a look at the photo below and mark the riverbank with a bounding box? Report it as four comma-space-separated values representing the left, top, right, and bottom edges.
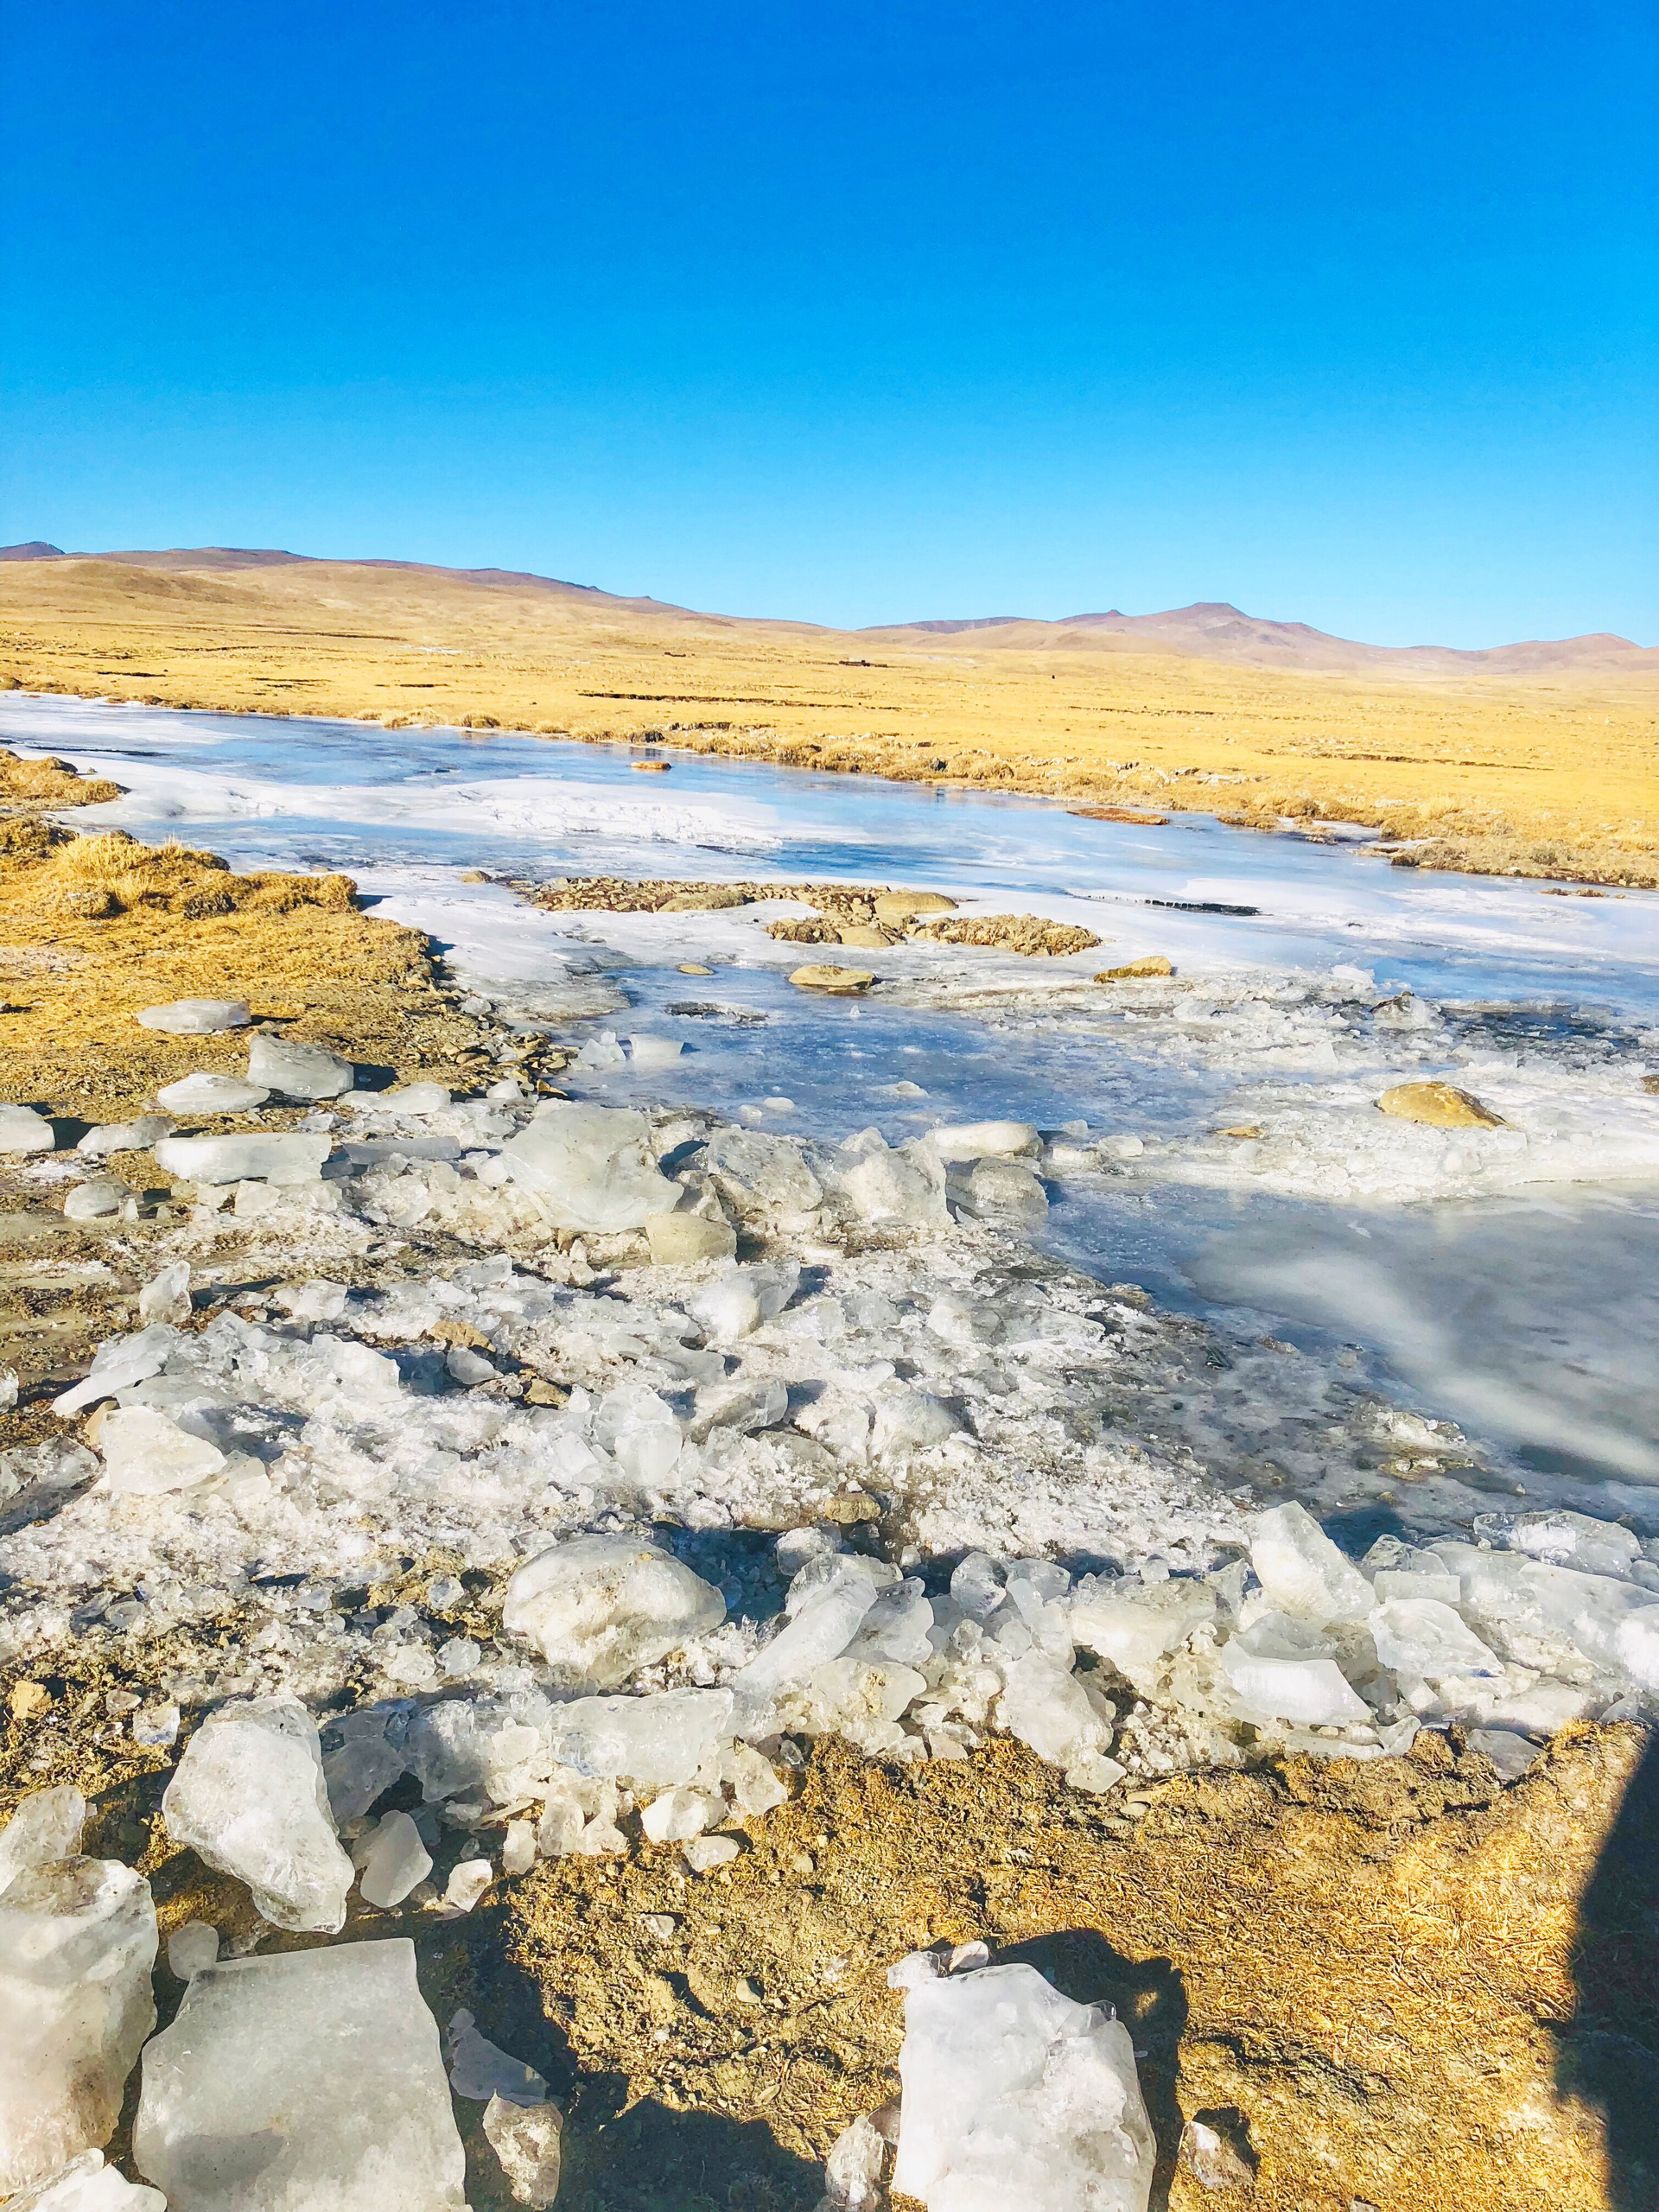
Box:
3, 553, 1655, 888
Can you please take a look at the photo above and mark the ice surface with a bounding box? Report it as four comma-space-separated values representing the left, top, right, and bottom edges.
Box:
137, 998, 251, 1034
247, 1032, 354, 1099
0, 1859, 158, 2194
482, 2095, 563, 2209
154, 1132, 330, 1185
3, 2152, 167, 2209
0, 1787, 87, 1892
547, 1688, 737, 1789
358, 1810, 433, 1908
134, 1939, 467, 2211
501, 1101, 676, 1230
155, 1073, 270, 1113
162, 1696, 354, 1931
1249, 1503, 1373, 1626
98, 1407, 227, 1495
890, 1960, 1155, 2211
504, 1534, 726, 1686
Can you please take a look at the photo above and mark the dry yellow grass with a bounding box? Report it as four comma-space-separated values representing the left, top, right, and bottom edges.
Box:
2, 554, 1656, 885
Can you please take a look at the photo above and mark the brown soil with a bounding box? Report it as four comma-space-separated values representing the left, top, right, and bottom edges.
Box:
2, 555, 1655, 887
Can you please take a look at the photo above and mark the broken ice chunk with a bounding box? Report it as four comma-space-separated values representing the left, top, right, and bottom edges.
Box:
547, 1688, 736, 1789
822, 2113, 887, 2208
483, 2093, 563, 2209
162, 1697, 354, 1932
155, 1073, 270, 1114
930, 1119, 1040, 1162
1070, 1577, 1217, 1694
154, 1132, 330, 1186
502, 1534, 726, 1687
52, 1325, 178, 1418
358, 1812, 433, 1909
731, 1555, 898, 1717
834, 1129, 949, 1227
500, 1102, 675, 1230
322, 1712, 409, 1825
1217, 1621, 1372, 1727
446, 2009, 547, 2103
98, 1407, 227, 1496
444, 1859, 494, 1913
167, 1922, 219, 1980
0, 1859, 158, 2195
133, 1938, 467, 2210
3, 2151, 167, 2209
640, 1787, 720, 1844
1249, 1503, 1373, 1627
1368, 1598, 1503, 1682
1479, 1508, 1643, 1582
889, 1961, 1155, 2211
0, 1787, 86, 1893
247, 1032, 354, 1100
996, 1654, 1114, 1770
137, 1261, 193, 1327
686, 1260, 804, 1341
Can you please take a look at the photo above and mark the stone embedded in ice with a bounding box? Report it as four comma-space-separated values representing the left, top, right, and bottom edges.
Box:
823, 2113, 887, 2208
98, 1407, 227, 1496
640, 1786, 720, 1844
137, 1261, 193, 1326
890, 1961, 1155, 2212
0, 1788, 87, 1893
155, 1072, 271, 1114
645, 1210, 739, 1264
996, 1653, 1113, 1770
702, 1127, 823, 1217
246, 1031, 355, 1100
503, 1535, 726, 1687
3, 2151, 167, 2209
133, 1938, 467, 2211
733, 1555, 899, 1714
834, 1128, 949, 1228
931, 1120, 1041, 1163
77, 1116, 175, 1159
547, 1688, 736, 1789
1249, 1503, 1373, 1627
1070, 1577, 1217, 1693
446, 2008, 548, 2104
500, 1102, 675, 1230
482, 2094, 563, 2209
137, 998, 251, 1035
167, 1922, 220, 1980
0, 1105, 56, 1154
0, 1858, 159, 2195
358, 1811, 432, 1909
52, 1325, 178, 1417
1368, 1598, 1503, 1682
154, 1131, 330, 1186
162, 1696, 354, 1932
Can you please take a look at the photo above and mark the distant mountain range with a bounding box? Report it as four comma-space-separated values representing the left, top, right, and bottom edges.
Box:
3, 541, 1652, 678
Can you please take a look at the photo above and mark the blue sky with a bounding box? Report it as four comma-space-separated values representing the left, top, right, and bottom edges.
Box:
3, 2, 1655, 643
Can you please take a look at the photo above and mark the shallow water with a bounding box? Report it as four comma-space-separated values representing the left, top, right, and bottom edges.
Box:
7, 692, 1658, 1510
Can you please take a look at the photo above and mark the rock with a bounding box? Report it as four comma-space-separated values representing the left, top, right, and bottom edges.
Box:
836, 924, 895, 949
503, 1535, 727, 1687
358, 1812, 433, 1909
446, 2009, 547, 2103
3, 2152, 167, 2209
1250, 1503, 1373, 1626
137, 1262, 193, 1326
789, 964, 874, 994
1096, 956, 1174, 980
662, 887, 747, 910
97, 1408, 227, 1495
500, 1102, 676, 1230
482, 2094, 563, 2209
52, 1325, 178, 1417
873, 890, 957, 926
162, 1696, 354, 1932
247, 1032, 355, 1100
0, 1105, 55, 1154
167, 1922, 219, 1980
1376, 1081, 1505, 1128
76, 1116, 174, 1158
135, 998, 251, 1035
645, 1210, 738, 1264
154, 1132, 330, 1186
0, 1859, 159, 2195
931, 1119, 1040, 1162
133, 1938, 467, 2211
155, 1073, 271, 1113
62, 1180, 127, 1223
0, 1788, 87, 1893
547, 1688, 737, 1789
889, 1960, 1155, 2210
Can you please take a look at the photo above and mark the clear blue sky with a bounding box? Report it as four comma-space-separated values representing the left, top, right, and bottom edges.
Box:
3, 1, 1655, 644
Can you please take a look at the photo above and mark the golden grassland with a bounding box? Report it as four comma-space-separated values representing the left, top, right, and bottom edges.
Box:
3, 554, 1656, 886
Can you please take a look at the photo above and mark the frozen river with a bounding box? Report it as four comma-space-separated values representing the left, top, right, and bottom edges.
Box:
7, 692, 1658, 1523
